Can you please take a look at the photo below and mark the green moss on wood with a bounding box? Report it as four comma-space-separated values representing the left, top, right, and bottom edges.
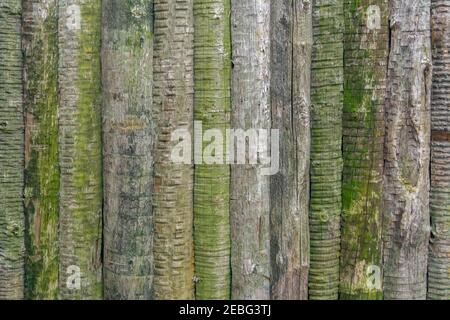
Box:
58, 0, 103, 300
339, 0, 388, 300
23, 0, 60, 300
309, 0, 344, 300
193, 0, 232, 300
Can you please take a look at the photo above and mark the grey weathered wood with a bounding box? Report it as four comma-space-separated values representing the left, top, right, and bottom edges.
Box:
0, 0, 25, 300
102, 0, 154, 300
269, 0, 311, 300
428, 0, 450, 300
230, 0, 271, 300
383, 0, 432, 300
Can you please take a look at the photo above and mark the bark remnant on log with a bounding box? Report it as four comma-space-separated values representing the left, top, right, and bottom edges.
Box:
428, 0, 450, 300
23, 0, 60, 299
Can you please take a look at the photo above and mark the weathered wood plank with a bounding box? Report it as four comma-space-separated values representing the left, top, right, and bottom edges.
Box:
22, 0, 59, 299
269, 0, 312, 300
340, 0, 389, 300
0, 0, 25, 300
383, 0, 431, 300
428, 0, 450, 300
193, 0, 232, 300
58, 0, 103, 299
152, 0, 195, 300
102, 0, 154, 300
230, 0, 271, 300
309, 0, 344, 300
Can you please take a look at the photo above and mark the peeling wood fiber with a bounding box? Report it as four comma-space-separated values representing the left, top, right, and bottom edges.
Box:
428, 0, 450, 300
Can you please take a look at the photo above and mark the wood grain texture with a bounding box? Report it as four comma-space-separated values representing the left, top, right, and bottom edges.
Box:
269, 0, 312, 300
0, 0, 25, 300
383, 0, 431, 300
340, 0, 388, 300
428, 0, 450, 300
58, 0, 103, 299
230, 0, 271, 300
102, 0, 154, 300
193, 0, 232, 300
309, 0, 344, 300
22, 0, 59, 299
152, 0, 195, 300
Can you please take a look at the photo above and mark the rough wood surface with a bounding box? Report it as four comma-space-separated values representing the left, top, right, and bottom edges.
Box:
383, 0, 431, 300
230, 0, 271, 300
102, 0, 154, 300
58, 0, 103, 299
309, 0, 344, 300
269, 0, 312, 300
428, 0, 450, 300
193, 0, 231, 300
339, 0, 388, 300
0, 0, 25, 300
152, 0, 195, 300
22, 0, 59, 299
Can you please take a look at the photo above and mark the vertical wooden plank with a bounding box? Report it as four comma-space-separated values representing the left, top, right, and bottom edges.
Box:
152, 0, 195, 300
193, 0, 232, 300
102, 0, 154, 300
340, 0, 388, 300
58, 0, 103, 299
230, 0, 271, 300
383, 0, 431, 300
269, 0, 312, 300
0, 0, 25, 300
22, 0, 60, 299
428, 0, 450, 300
309, 0, 344, 300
